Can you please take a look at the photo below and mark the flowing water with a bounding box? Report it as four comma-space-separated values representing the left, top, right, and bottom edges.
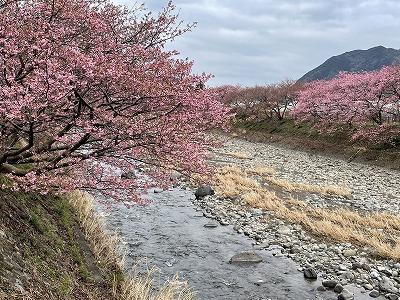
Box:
97, 187, 381, 300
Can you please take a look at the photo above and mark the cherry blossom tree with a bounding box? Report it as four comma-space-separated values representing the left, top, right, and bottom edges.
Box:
0, 0, 230, 201
294, 66, 400, 145
218, 81, 301, 121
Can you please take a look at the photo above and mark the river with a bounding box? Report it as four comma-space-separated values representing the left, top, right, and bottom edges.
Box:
96, 187, 380, 300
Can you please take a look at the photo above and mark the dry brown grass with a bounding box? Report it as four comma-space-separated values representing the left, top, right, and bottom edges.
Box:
264, 176, 351, 198
223, 151, 252, 159
120, 267, 193, 300
214, 166, 260, 198
67, 191, 123, 270
67, 191, 194, 300
250, 165, 275, 175
213, 166, 400, 260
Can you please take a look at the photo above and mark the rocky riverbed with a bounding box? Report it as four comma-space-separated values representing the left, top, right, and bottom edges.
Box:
194, 134, 400, 300
97, 134, 400, 300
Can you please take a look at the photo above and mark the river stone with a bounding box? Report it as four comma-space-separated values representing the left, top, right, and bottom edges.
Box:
379, 277, 397, 293
387, 294, 399, 300
352, 262, 363, 270
322, 280, 338, 288
249, 208, 263, 216
338, 288, 354, 300
204, 223, 218, 228
303, 268, 317, 280
342, 249, 357, 257
195, 185, 215, 199
364, 284, 373, 290
277, 225, 292, 235
334, 284, 344, 293
369, 290, 380, 298
229, 252, 263, 264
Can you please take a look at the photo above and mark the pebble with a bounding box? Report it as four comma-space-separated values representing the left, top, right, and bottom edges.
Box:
204, 223, 218, 228
338, 288, 354, 300
229, 252, 263, 264
334, 284, 344, 294
364, 284, 374, 290
369, 290, 380, 298
303, 268, 317, 280
322, 280, 338, 288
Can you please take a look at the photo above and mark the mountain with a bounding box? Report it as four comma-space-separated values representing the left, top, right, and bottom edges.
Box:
299, 46, 400, 82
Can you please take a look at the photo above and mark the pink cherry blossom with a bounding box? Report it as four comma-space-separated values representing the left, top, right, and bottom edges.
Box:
294, 66, 400, 145
0, 0, 230, 201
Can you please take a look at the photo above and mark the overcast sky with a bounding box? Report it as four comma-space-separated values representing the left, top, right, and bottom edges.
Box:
114, 0, 400, 86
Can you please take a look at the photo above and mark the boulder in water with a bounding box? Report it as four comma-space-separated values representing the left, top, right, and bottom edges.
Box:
229, 252, 263, 264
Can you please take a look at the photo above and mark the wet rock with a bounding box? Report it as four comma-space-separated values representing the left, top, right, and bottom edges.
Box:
334, 284, 344, 293
322, 280, 338, 288
204, 223, 218, 228
338, 288, 354, 300
386, 294, 399, 300
369, 290, 380, 298
303, 268, 317, 280
229, 252, 263, 264
195, 185, 215, 199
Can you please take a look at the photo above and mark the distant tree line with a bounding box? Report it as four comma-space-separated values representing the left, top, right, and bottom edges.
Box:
216, 65, 400, 146
214, 80, 302, 122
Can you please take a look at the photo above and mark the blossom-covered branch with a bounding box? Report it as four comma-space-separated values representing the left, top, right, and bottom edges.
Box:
0, 0, 230, 201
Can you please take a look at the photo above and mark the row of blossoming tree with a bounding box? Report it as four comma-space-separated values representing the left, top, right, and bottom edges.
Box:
0, 0, 230, 201
215, 80, 301, 122
217, 66, 400, 147
295, 66, 400, 145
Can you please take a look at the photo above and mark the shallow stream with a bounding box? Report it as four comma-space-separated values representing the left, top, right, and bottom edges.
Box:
97, 188, 381, 300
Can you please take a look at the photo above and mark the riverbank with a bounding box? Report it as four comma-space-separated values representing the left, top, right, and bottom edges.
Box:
198, 134, 400, 299
0, 189, 193, 300
0, 190, 116, 299
234, 119, 400, 171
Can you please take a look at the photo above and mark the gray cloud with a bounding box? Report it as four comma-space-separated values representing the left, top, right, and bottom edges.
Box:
114, 0, 400, 86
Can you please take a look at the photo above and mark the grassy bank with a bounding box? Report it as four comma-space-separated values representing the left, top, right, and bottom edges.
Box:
0, 188, 193, 300
234, 119, 400, 170
0, 189, 119, 299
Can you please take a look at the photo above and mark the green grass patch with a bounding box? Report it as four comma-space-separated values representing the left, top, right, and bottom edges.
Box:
56, 275, 73, 298
28, 211, 51, 234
